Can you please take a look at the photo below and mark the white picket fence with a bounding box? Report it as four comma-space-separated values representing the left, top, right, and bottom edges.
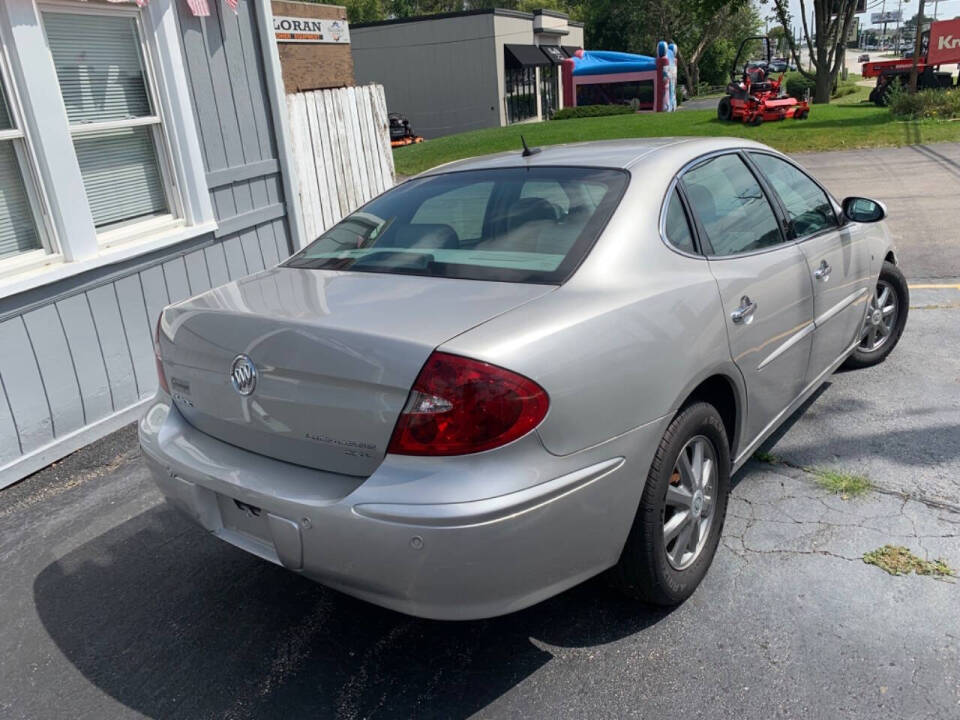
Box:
286, 84, 396, 242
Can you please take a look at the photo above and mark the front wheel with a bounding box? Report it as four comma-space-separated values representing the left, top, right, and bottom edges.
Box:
613, 402, 730, 606
717, 97, 732, 121
842, 261, 909, 369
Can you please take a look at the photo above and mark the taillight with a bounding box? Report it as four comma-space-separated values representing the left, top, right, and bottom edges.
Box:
387, 352, 548, 456
154, 314, 169, 394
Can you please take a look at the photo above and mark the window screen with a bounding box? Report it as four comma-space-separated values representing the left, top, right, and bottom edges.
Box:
0, 75, 41, 260
44, 11, 169, 230
682, 154, 782, 256
749, 153, 837, 238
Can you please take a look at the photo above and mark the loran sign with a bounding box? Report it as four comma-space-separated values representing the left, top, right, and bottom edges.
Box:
927, 18, 960, 65
274, 15, 350, 44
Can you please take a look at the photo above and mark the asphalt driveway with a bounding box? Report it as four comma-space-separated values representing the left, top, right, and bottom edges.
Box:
2, 145, 960, 719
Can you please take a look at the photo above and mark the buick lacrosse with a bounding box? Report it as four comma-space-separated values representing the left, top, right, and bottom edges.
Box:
140, 138, 907, 619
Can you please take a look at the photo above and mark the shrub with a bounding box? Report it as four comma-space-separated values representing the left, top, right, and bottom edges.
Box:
785, 72, 814, 100
889, 86, 960, 119
552, 104, 635, 120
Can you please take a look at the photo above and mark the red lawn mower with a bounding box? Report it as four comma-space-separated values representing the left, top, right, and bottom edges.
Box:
717, 37, 809, 126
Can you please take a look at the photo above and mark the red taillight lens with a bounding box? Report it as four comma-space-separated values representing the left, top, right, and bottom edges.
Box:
387, 352, 549, 456
154, 314, 169, 394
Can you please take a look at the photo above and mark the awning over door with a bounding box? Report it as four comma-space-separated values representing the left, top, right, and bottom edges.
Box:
539, 45, 567, 64
504, 44, 552, 68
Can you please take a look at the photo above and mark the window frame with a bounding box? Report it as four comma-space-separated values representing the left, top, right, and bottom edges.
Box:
0, 29, 56, 267
38, 0, 184, 241
743, 150, 841, 243
675, 149, 792, 260
0, 0, 216, 296
658, 179, 703, 259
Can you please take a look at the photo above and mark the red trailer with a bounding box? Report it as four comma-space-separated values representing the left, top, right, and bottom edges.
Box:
863, 18, 960, 105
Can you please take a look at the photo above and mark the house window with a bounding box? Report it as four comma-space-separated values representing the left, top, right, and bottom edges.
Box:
0, 67, 44, 261
42, 9, 173, 232
505, 66, 537, 124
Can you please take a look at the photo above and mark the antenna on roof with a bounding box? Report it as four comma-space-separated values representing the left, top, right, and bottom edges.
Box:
520, 135, 541, 157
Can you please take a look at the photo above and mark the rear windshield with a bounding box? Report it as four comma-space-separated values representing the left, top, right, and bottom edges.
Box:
284, 166, 629, 284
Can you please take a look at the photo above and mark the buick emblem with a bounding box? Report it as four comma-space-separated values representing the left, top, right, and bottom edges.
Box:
230, 354, 257, 396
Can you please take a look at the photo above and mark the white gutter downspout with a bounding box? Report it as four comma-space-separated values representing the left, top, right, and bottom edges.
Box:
254, 1, 308, 253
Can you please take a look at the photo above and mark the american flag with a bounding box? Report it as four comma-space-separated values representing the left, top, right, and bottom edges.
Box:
185, 0, 211, 16
223, 0, 238, 13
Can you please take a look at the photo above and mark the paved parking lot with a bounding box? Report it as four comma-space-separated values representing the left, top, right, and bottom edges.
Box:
2, 147, 960, 719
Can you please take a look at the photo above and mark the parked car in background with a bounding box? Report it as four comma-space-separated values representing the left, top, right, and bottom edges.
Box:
859, 53, 870, 63
140, 138, 908, 620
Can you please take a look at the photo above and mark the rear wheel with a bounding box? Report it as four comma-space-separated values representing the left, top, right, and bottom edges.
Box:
842, 261, 909, 369
717, 97, 732, 121
751, 114, 764, 126
613, 402, 730, 606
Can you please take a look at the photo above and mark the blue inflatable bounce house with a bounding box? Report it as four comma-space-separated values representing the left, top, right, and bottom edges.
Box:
561, 42, 677, 112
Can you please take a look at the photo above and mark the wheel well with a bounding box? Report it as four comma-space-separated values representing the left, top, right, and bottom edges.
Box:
884, 250, 897, 265
681, 375, 738, 452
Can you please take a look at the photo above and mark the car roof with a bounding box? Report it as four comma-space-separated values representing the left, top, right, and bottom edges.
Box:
416, 137, 775, 177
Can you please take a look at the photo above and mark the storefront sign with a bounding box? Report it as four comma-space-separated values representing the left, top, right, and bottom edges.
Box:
274, 15, 350, 44
926, 18, 960, 64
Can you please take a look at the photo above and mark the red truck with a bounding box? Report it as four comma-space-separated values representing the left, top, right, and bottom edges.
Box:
862, 18, 960, 105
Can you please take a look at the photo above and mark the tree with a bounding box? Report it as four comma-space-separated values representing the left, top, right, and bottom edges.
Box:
576, 0, 757, 95
768, 0, 859, 103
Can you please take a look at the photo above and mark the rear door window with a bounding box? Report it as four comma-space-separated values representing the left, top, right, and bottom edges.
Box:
663, 188, 695, 253
748, 153, 838, 238
285, 167, 628, 284
681, 153, 783, 257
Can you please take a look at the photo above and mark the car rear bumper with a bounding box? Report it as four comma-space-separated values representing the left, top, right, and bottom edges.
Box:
139, 397, 668, 620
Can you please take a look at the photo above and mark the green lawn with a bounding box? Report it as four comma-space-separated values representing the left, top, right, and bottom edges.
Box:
393, 87, 960, 176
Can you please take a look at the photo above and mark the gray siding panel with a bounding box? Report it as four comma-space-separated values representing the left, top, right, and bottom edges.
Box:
0, 318, 53, 453
22, 305, 85, 436
139, 265, 170, 332
87, 285, 139, 409
163, 258, 191, 303
204, 243, 230, 288
115, 275, 157, 399
0, 0, 293, 488
0, 372, 21, 464
56, 295, 113, 422
184, 249, 212, 295
222, 236, 248, 279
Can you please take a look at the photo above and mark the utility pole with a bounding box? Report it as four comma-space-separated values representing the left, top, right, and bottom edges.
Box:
910, 0, 926, 91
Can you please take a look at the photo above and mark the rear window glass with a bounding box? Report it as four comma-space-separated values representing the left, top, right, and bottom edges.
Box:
284, 167, 629, 284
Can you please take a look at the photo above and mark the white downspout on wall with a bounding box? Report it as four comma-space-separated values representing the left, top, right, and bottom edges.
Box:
253, 1, 308, 253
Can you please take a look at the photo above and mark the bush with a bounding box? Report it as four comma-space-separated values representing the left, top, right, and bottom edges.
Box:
785, 72, 814, 100
552, 104, 636, 120
889, 86, 960, 119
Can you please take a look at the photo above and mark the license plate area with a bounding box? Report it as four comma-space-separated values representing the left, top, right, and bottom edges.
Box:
216, 494, 272, 545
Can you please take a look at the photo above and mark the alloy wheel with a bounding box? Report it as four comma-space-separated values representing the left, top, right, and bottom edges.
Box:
663, 435, 717, 570
859, 279, 898, 352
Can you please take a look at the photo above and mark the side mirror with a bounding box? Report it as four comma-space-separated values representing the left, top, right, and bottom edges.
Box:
842, 196, 886, 223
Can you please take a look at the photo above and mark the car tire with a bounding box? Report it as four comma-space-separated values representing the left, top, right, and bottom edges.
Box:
717, 97, 732, 121
613, 402, 731, 606
842, 261, 909, 370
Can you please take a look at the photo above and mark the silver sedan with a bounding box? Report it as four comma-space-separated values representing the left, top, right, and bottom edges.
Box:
140, 138, 907, 619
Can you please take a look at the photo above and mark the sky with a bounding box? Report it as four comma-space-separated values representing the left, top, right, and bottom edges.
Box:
779, 0, 960, 33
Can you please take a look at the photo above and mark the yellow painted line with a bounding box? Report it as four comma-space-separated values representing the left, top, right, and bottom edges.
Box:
909, 283, 960, 289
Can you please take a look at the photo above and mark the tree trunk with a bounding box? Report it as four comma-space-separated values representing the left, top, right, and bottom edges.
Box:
814, 72, 833, 103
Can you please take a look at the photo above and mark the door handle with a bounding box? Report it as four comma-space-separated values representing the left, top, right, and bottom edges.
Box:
731, 295, 757, 324
814, 259, 831, 281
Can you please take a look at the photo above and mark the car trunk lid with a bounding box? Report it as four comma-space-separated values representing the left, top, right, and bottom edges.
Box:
158, 268, 553, 476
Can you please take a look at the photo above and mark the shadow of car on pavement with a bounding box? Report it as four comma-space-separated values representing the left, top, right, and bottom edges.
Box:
33, 502, 674, 719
